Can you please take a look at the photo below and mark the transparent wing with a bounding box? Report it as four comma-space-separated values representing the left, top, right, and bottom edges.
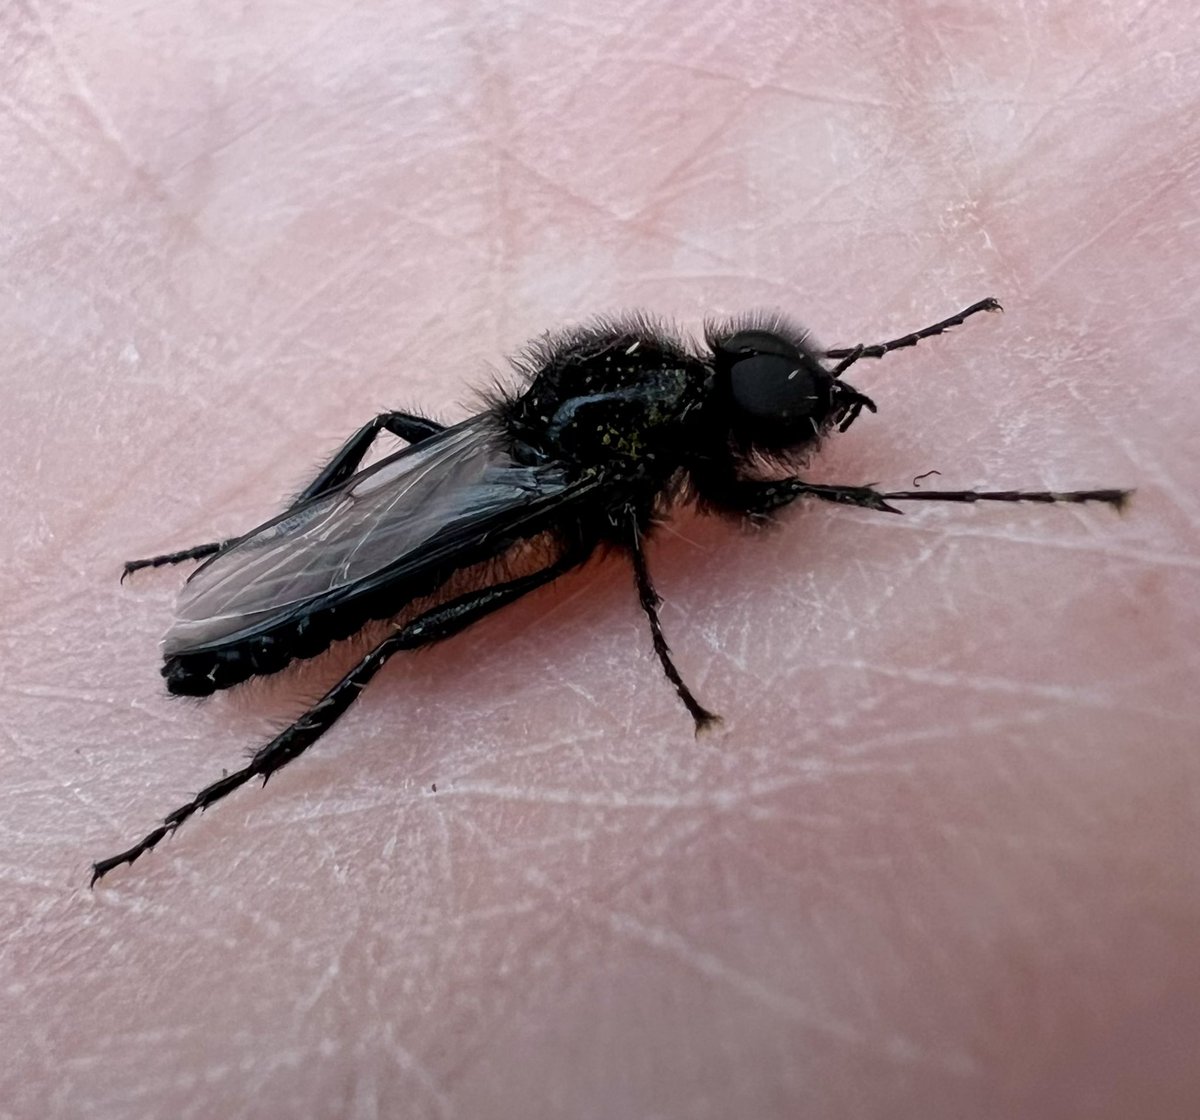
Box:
164, 416, 576, 655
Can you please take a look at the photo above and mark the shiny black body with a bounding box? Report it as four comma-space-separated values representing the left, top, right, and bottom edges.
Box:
164, 319, 719, 697
93, 298, 1128, 884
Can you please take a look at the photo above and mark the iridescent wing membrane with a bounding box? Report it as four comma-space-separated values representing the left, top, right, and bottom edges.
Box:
164, 416, 584, 656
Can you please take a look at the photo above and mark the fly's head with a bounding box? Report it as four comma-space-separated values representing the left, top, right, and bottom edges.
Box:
708, 317, 876, 456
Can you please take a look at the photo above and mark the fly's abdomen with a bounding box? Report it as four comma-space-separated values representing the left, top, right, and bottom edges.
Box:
164, 641, 280, 696
163, 602, 362, 695
160, 517, 576, 696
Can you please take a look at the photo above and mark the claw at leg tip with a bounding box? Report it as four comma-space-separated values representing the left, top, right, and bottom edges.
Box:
693, 711, 724, 738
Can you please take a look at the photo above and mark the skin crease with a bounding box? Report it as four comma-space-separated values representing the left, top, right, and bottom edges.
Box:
1, 1, 1197, 1117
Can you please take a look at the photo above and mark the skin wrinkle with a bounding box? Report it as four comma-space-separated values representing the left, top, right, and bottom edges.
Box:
553, 800, 985, 1079
1029, 170, 1191, 291
1017, 0, 1166, 153
10, 17, 274, 327
20, 0, 131, 165
3, 1, 1197, 1118
462, 84, 850, 298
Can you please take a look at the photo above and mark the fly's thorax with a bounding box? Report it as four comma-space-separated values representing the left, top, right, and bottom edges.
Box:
539, 366, 704, 472
506, 326, 712, 474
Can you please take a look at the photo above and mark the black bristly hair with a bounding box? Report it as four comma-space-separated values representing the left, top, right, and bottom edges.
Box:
93, 296, 1130, 885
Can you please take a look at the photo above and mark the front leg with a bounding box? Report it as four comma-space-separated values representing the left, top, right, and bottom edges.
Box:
700, 475, 1129, 519
694, 466, 903, 519
823, 297, 1003, 376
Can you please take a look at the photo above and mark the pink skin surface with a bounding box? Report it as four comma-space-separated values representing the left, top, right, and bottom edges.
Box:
2, 2, 1197, 1117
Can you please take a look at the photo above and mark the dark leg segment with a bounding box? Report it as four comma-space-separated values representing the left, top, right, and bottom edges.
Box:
707, 477, 1131, 519
121, 540, 229, 581
295, 411, 445, 502
93, 545, 582, 885
121, 411, 445, 578
863, 486, 1130, 509
825, 297, 1002, 373
829, 345, 865, 378
628, 516, 721, 734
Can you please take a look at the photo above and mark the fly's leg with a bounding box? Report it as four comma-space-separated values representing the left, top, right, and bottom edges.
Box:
93, 545, 587, 885
628, 515, 721, 735
857, 485, 1131, 509
710, 478, 1131, 518
120, 540, 229, 581
294, 411, 445, 503
121, 411, 445, 578
825, 297, 1002, 376
97, 551, 584, 884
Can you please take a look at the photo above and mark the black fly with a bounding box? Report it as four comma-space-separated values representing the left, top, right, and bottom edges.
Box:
92, 298, 1130, 884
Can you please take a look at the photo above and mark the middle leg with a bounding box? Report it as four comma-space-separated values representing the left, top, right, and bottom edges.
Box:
628, 514, 721, 734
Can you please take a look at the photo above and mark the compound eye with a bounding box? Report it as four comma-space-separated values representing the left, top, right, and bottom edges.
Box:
729, 353, 826, 422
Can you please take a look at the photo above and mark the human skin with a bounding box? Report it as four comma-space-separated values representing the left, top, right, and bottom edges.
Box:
2, 2, 1197, 1118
